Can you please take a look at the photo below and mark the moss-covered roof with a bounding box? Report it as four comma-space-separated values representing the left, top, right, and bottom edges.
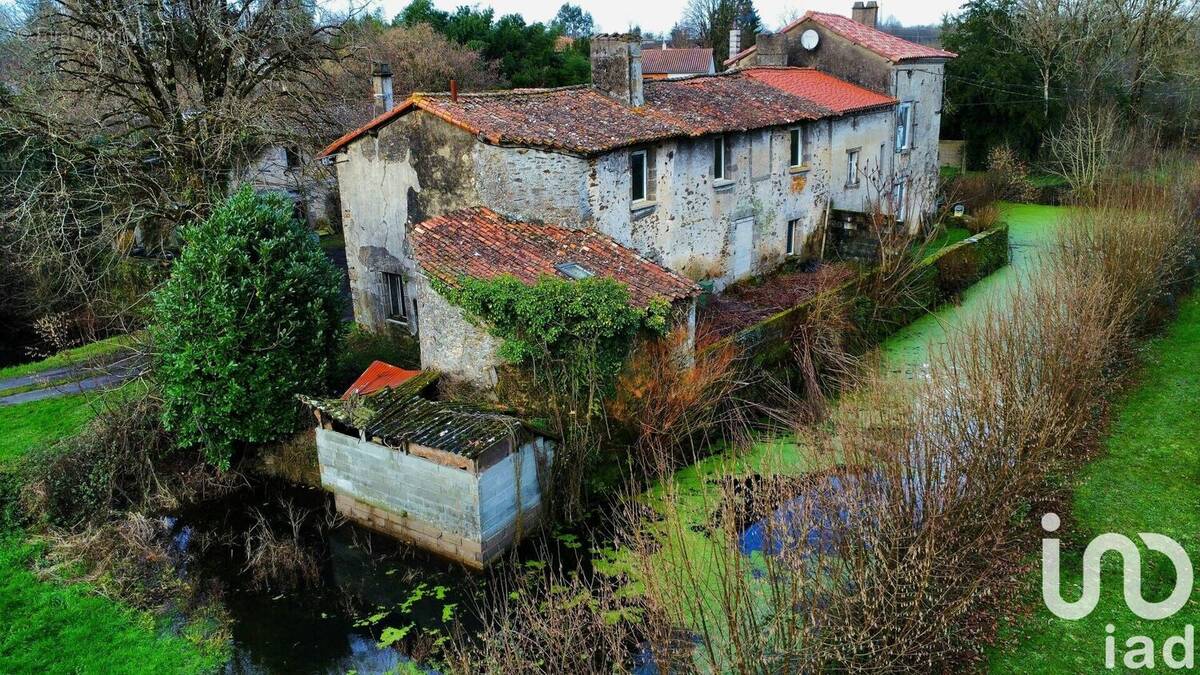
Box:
300, 371, 524, 459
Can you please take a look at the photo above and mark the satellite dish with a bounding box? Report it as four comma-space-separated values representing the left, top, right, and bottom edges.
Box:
801, 29, 820, 51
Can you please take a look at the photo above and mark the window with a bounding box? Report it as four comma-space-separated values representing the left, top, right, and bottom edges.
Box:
713, 136, 726, 180
789, 128, 803, 168
893, 181, 908, 222
284, 146, 302, 170
555, 262, 594, 280
630, 150, 647, 202
846, 149, 860, 185
895, 102, 913, 152
786, 218, 802, 255
383, 272, 407, 322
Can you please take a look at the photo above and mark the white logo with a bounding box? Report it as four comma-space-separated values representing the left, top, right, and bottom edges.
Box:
1041, 512, 1193, 621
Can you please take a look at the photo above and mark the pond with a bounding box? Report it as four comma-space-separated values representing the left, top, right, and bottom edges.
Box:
168, 476, 605, 674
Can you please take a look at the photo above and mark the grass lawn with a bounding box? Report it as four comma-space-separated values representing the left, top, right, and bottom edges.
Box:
0, 394, 102, 466
0, 537, 222, 674
988, 292, 1200, 672
0, 333, 137, 382
0, 363, 220, 672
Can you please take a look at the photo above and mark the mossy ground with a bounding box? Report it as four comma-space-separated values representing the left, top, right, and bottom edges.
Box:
988, 292, 1200, 673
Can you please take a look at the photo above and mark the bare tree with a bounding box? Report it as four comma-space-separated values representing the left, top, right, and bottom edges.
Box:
994, 0, 1098, 119
1046, 104, 1126, 197
0, 0, 354, 332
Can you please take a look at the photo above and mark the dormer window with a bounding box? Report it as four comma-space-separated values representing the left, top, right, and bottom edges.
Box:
555, 262, 594, 280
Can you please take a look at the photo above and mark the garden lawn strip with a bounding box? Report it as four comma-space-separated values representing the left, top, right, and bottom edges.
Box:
988, 292, 1200, 672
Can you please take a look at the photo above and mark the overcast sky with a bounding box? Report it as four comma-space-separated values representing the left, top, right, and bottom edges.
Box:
357, 0, 966, 33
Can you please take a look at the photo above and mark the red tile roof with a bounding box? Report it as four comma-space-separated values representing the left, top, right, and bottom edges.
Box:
742, 67, 895, 114
642, 72, 830, 134
319, 69, 896, 158
726, 11, 956, 66
342, 360, 422, 399
641, 48, 714, 75
410, 207, 700, 307
319, 87, 680, 158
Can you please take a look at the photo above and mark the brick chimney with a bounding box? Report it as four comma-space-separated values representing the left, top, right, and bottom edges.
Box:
756, 33, 788, 67
590, 34, 644, 107
852, 1, 879, 29
729, 27, 741, 61
372, 62, 394, 115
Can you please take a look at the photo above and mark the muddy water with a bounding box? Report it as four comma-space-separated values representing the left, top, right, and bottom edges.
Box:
169, 479, 482, 674
170, 478, 601, 674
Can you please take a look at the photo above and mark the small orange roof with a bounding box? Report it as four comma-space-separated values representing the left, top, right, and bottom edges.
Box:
342, 361, 422, 399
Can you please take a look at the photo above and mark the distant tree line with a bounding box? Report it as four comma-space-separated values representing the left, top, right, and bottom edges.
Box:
942, 0, 1200, 169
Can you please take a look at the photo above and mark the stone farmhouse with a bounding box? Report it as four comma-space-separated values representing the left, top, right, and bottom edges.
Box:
317, 5, 954, 388
725, 2, 956, 230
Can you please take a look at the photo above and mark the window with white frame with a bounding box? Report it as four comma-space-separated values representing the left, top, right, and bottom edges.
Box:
786, 218, 802, 255
713, 136, 726, 180
788, 127, 803, 168
383, 272, 407, 322
893, 180, 908, 222
846, 148, 860, 185
630, 150, 648, 202
895, 102, 913, 152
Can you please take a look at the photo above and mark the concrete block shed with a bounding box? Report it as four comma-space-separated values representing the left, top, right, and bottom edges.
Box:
301, 369, 553, 569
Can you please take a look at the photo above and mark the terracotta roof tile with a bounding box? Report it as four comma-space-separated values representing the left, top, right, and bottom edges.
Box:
319, 69, 895, 158
742, 67, 896, 114
726, 11, 956, 66
410, 207, 700, 307
641, 72, 831, 134
641, 48, 714, 75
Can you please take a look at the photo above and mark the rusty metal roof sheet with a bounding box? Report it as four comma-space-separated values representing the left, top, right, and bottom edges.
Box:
302, 371, 525, 458
641, 48, 714, 75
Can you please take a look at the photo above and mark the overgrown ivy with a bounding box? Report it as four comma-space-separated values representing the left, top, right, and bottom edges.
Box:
436, 273, 671, 519
437, 274, 670, 395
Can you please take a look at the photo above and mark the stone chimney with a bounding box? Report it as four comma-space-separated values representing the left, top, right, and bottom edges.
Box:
729, 27, 741, 61
756, 33, 788, 67
372, 62, 394, 115
852, 1, 879, 29
590, 34, 644, 107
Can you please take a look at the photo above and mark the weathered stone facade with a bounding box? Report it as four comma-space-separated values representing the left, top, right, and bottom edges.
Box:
725, 12, 953, 228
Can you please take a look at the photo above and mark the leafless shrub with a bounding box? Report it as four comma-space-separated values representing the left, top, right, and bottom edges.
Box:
1047, 105, 1127, 200
628, 162, 1200, 672
242, 498, 321, 592
609, 328, 750, 476
443, 563, 646, 674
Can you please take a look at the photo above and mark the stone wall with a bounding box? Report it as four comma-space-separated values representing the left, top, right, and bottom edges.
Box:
316, 427, 552, 568
335, 110, 481, 333
891, 62, 946, 227
413, 274, 504, 388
